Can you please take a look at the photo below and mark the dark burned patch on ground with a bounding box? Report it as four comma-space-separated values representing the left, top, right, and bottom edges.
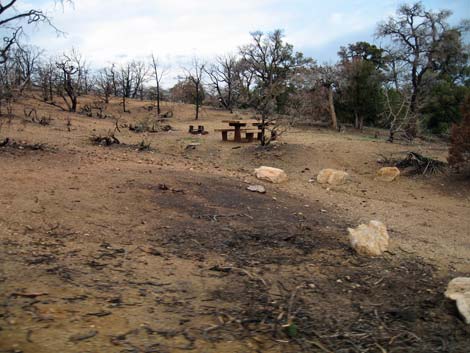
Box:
149, 174, 347, 266
146, 173, 469, 352
206, 258, 468, 352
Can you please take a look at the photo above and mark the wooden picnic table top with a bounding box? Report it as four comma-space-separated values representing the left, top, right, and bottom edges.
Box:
214, 128, 257, 132
252, 121, 276, 126
221, 119, 258, 124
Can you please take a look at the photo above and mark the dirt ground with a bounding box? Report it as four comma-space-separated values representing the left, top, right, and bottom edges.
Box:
0, 95, 469, 353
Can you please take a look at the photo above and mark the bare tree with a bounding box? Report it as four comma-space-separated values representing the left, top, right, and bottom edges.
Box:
205, 54, 238, 113
79, 62, 92, 96
37, 58, 56, 102
381, 89, 415, 143
11, 45, 43, 91
240, 30, 308, 145
130, 60, 149, 100
150, 54, 166, 116
117, 62, 133, 112
183, 57, 205, 120
376, 2, 460, 137
109, 63, 118, 96
96, 67, 114, 103
55, 49, 85, 112
285, 65, 330, 126
316, 65, 340, 131
0, 58, 13, 117
0, 1, 71, 64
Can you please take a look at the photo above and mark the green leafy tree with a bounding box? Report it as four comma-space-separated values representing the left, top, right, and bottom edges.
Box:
422, 80, 469, 134
338, 42, 385, 129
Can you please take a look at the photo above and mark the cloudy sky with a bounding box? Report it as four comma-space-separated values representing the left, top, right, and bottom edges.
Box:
11, 0, 470, 85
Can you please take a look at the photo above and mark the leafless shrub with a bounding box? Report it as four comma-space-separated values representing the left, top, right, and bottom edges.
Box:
90, 131, 120, 146
137, 139, 151, 151
23, 108, 38, 120
66, 116, 72, 132
381, 90, 416, 143
129, 116, 172, 133
79, 104, 93, 117
378, 151, 447, 175
38, 115, 52, 125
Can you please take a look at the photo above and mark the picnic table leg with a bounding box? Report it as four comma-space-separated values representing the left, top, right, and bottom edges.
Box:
234, 126, 242, 142
221, 131, 228, 141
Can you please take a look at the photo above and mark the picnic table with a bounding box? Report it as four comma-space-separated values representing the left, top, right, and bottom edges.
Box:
216, 119, 258, 142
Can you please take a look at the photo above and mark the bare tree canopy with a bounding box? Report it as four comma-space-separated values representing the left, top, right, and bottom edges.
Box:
183, 57, 205, 120
239, 29, 311, 145
55, 48, 85, 112
0, 0, 72, 64
150, 54, 167, 116
205, 54, 239, 113
376, 1, 469, 136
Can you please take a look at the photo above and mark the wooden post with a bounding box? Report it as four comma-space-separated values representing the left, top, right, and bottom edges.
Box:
234, 126, 242, 142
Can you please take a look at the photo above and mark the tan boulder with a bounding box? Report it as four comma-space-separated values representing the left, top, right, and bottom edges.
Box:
455, 293, 470, 325
317, 169, 349, 185
376, 167, 400, 182
254, 166, 288, 184
348, 220, 389, 256
445, 277, 470, 324
445, 277, 470, 300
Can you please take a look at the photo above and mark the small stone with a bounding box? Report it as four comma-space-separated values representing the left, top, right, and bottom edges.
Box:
376, 167, 400, 182
317, 169, 349, 185
348, 220, 389, 256
185, 143, 200, 150
246, 185, 266, 194
69, 330, 98, 342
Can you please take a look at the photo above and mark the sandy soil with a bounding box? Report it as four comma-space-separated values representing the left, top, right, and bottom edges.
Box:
0, 95, 469, 353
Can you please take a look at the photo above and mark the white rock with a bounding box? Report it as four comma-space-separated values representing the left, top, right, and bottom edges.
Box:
455, 293, 470, 324
445, 277, 470, 300
348, 220, 389, 256
317, 169, 349, 185
246, 185, 266, 193
254, 166, 288, 184
376, 167, 400, 182
445, 277, 470, 324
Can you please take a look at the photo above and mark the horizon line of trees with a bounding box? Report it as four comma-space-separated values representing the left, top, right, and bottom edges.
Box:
1, 1, 469, 145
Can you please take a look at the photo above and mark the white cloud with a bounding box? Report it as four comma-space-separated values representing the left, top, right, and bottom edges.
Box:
18, 0, 468, 86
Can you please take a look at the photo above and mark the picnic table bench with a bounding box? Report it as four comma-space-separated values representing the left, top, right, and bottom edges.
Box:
216, 119, 277, 142
215, 128, 257, 142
